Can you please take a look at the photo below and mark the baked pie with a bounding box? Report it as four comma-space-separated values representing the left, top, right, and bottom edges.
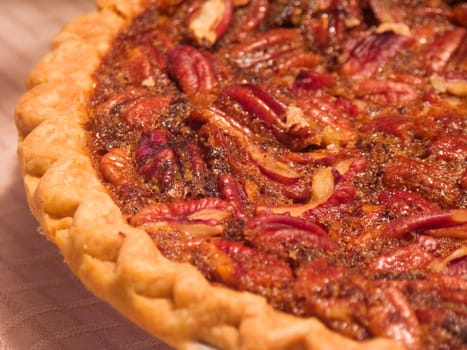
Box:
16, 0, 467, 349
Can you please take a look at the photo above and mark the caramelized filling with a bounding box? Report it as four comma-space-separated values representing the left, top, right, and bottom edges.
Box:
88, 1, 467, 348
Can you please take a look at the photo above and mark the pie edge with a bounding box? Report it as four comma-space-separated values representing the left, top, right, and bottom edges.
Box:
14, 1, 404, 349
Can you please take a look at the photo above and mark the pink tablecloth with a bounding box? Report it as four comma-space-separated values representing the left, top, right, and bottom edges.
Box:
0, 1, 173, 349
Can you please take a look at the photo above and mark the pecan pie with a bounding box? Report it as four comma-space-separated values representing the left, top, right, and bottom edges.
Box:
15, 0, 467, 349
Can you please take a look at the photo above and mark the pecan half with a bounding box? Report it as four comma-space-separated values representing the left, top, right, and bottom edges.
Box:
295, 94, 358, 146
188, 0, 233, 46
218, 173, 248, 217
294, 258, 370, 340
247, 143, 302, 185
384, 209, 467, 238
429, 134, 467, 161
425, 28, 466, 73
383, 156, 461, 206
340, 31, 412, 78
369, 240, 436, 274
367, 287, 422, 349
131, 197, 234, 237
230, 28, 302, 71
193, 111, 311, 202
168, 45, 218, 98
93, 89, 172, 131
361, 114, 415, 140
100, 148, 132, 186
356, 79, 418, 103
225, 0, 268, 42
379, 190, 440, 218
222, 84, 319, 150
135, 129, 183, 197
222, 84, 287, 129
277, 53, 322, 76
176, 141, 212, 198
194, 105, 304, 185
246, 213, 338, 258
121, 45, 166, 85
121, 94, 172, 130
213, 239, 294, 297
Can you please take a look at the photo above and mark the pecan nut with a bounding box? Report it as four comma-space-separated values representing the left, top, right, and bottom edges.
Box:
340, 31, 412, 77
425, 28, 466, 73
222, 84, 319, 150
188, 0, 233, 46
100, 148, 132, 186
246, 213, 338, 257
135, 129, 183, 196
131, 197, 234, 237
383, 156, 461, 206
168, 45, 218, 97
230, 28, 302, 70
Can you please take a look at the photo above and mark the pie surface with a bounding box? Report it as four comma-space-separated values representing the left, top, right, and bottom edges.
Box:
15, 1, 467, 350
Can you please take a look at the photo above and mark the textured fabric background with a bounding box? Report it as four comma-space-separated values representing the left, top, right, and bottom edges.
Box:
0, 1, 173, 349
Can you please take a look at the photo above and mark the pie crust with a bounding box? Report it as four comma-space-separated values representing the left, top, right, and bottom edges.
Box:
13, 1, 429, 349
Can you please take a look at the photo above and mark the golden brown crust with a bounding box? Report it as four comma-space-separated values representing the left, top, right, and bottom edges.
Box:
52, 9, 126, 56
15, 80, 88, 138
15, 2, 404, 349
96, 0, 147, 18
26, 39, 100, 90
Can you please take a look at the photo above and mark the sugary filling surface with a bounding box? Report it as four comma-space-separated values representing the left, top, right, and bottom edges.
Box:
87, 1, 467, 348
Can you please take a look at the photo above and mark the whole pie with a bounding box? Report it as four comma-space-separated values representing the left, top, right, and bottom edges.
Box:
15, 0, 467, 349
